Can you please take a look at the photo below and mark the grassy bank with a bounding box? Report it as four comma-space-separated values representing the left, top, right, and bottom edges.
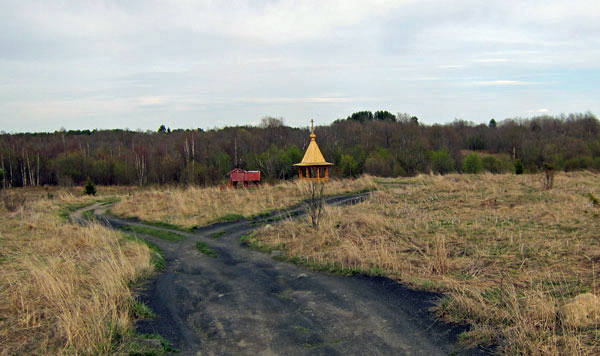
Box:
250, 172, 600, 355
0, 190, 154, 355
111, 176, 376, 228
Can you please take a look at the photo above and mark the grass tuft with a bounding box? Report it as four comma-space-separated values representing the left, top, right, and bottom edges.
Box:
587, 192, 599, 207
130, 299, 156, 319
209, 231, 225, 239
114, 332, 178, 355
82, 209, 95, 221
122, 234, 165, 270
213, 213, 245, 223
196, 242, 217, 257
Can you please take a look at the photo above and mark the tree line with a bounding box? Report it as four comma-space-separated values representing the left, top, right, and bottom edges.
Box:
1, 112, 599, 188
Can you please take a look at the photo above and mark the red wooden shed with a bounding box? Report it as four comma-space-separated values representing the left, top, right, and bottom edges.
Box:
227, 168, 261, 188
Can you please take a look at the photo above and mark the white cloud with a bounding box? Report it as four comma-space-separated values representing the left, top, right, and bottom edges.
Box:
474, 80, 536, 86
438, 64, 466, 69
237, 96, 382, 104
168, 0, 409, 42
139, 96, 167, 106
472, 58, 511, 63
526, 108, 550, 113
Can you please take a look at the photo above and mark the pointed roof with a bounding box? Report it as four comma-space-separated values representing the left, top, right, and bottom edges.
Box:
294, 123, 333, 167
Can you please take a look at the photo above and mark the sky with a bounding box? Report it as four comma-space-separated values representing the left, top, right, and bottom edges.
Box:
1, 0, 599, 133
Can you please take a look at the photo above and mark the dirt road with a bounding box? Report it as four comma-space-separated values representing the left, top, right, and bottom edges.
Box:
85, 194, 490, 356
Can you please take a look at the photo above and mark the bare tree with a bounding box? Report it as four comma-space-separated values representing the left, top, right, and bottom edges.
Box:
134, 153, 146, 186
259, 116, 284, 128
304, 181, 325, 228
544, 163, 555, 189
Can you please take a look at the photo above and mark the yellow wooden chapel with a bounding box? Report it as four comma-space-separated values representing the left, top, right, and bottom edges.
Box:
294, 120, 334, 182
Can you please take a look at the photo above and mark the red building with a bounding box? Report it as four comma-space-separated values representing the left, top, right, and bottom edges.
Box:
227, 168, 261, 188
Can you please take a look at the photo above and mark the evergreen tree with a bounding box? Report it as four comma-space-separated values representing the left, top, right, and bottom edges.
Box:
84, 176, 96, 195
514, 160, 524, 175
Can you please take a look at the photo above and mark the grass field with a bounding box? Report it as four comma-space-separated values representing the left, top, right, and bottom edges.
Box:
0, 188, 155, 356
249, 172, 600, 355
3, 172, 598, 355
0, 178, 374, 355
110, 176, 376, 228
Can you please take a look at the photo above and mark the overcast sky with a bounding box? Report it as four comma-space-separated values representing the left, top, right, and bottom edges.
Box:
1, 0, 599, 132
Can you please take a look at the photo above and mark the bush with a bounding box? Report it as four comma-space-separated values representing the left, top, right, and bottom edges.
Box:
482, 156, 502, 173
2, 191, 26, 212
364, 149, 397, 177
564, 156, 593, 172
429, 149, 455, 175
84, 177, 96, 196
514, 160, 524, 175
462, 154, 482, 174
339, 154, 359, 177
593, 157, 600, 170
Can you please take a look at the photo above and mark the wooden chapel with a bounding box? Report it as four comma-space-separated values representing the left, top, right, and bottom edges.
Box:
294, 120, 334, 182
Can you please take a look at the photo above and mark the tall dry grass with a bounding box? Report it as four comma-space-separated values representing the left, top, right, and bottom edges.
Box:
111, 176, 376, 227
252, 172, 600, 355
0, 190, 153, 356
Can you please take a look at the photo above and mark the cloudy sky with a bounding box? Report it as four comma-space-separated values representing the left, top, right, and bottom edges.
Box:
1, 0, 599, 132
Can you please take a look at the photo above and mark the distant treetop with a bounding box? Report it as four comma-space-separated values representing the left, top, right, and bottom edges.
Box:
347, 110, 398, 123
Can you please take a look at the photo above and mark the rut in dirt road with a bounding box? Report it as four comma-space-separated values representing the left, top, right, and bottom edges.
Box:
88, 193, 491, 356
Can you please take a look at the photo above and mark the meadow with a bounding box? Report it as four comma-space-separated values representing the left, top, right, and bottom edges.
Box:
0, 187, 156, 356
247, 172, 600, 355
0, 178, 374, 355
2, 172, 599, 355
109, 176, 376, 228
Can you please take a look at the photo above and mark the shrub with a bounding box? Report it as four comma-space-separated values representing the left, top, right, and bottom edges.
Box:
593, 157, 600, 170
514, 160, 524, 175
2, 191, 26, 212
462, 154, 482, 174
564, 156, 593, 171
339, 154, 359, 177
84, 176, 96, 196
364, 149, 397, 177
482, 156, 502, 173
429, 149, 455, 175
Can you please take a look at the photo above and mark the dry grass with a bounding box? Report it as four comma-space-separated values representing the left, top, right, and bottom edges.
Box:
111, 176, 376, 228
0, 188, 153, 356
251, 172, 600, 355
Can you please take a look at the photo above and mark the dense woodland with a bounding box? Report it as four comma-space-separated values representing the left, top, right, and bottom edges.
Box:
1, 111, 599, 187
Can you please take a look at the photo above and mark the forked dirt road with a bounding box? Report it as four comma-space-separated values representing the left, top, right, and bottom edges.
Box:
83, 194, 491, 356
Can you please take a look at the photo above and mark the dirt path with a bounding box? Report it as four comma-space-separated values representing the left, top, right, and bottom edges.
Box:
80, 194, 491, 356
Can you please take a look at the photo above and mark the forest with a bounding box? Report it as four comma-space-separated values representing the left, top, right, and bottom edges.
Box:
1, 111, 599, 187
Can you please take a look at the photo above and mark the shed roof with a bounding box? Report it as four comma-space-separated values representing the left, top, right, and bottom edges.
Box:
227, 168, 245, 175
293, 132, 333, 167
